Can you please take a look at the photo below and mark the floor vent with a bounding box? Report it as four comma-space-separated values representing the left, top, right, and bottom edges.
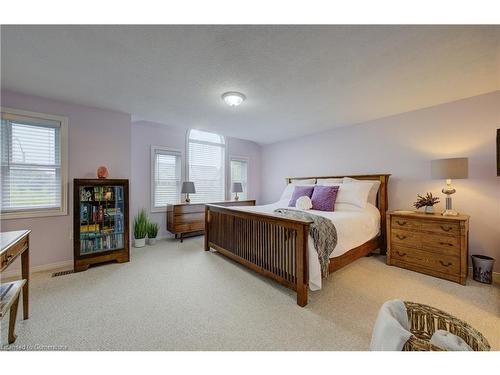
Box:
52, 270, 74, 277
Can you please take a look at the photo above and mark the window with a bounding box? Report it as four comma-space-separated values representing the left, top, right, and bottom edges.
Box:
187, 129, 225, 203
1, 107, 68, 218
151, 146, 182, 210
230, 158, 248, 200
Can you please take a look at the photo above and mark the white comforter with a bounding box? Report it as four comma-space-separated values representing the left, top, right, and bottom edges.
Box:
232, 200, 380, 290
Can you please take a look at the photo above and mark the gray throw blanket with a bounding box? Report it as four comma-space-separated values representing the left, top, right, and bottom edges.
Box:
274, 208, 337, 277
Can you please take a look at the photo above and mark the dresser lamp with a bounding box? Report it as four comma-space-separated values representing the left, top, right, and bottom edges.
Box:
431, 157, 468, 216
181, 181, 196, 203
232, 182, 243, 201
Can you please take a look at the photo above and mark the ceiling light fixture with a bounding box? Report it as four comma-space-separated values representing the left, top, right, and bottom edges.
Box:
222, 91, 246, 107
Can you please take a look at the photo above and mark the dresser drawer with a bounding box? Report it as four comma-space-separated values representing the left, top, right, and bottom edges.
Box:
421, 233, 460, 256
421, 221, 460, 236
391, 246, 460, 275
391, 229, 422, 248
175, 204, 205, 214
1, 236, 28, 269
174, 212, 204, 225
391, 217, 421, 231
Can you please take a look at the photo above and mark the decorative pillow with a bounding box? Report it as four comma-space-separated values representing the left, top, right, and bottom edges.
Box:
343, 177, 380, 206
288, 186, 314, 207
429, 330, 473, 351
311, 185, 339, 211
295, 196, 312, 210
280, 179, 315, 201
336, 182, 372, 209
316, 178, 343, 185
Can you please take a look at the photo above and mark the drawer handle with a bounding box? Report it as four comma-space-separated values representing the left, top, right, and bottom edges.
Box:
396, 234, 407, 240
440, 225, 453, 232
396, 251, 407, 257
439, 242, 453, 247
439, 260, 453, 267
396, 220, 407, 226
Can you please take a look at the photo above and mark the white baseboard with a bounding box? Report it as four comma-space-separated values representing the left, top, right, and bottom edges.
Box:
468, 266, 500, 285
0, 260, 73, 280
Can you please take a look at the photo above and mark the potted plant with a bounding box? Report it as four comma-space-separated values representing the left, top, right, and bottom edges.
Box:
413, 192, 440, 214
147, 222, 159, 245
133, 209, 148, 247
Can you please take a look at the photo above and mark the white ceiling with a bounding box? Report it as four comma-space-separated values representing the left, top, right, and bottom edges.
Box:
1, 25, 499, 144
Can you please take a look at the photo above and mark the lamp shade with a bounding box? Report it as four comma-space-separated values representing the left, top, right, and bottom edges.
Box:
181, 181, 196, 194
431, 158, 468, 179
232, 182, 243, 193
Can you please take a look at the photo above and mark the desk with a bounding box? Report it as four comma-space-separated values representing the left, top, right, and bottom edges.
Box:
1, 230, 30, 319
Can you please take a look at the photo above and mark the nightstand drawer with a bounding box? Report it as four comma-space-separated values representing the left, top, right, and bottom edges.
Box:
421, 234, 460, 256
421, 221, 460, 236
391, 217, 421, 230
391, 246, 460, 275
175, 204, 205, 214
391, 229, 422, 248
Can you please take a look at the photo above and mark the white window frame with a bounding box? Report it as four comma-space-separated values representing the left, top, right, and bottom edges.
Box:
1, 107, 68, 219
228, 156, 249, 201
150, 145, 183, 213
186, 129, 226, 203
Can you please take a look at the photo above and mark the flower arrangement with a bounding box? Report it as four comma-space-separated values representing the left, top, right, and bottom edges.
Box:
413, 192, 440, 210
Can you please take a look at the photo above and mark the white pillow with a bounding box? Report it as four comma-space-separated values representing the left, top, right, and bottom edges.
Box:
343, 177, 380, 206
279, 179, 316, 201
316, 178, 343, 185
295, 196, 312, 210
336, 182, 372, 208
430, 330, 472, 351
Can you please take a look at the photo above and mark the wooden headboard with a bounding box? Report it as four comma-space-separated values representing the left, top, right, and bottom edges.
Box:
286, 174, 391, 252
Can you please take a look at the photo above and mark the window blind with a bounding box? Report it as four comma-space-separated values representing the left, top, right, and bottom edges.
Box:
1, 114, 62, 213
230, 159, 248, 200
188, 130, 225, 203
153, 148, 181, 208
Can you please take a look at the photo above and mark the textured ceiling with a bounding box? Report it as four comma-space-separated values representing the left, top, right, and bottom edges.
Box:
1, 25, 499, 144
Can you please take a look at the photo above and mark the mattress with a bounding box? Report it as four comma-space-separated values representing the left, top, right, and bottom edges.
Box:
232, 199, 381, 290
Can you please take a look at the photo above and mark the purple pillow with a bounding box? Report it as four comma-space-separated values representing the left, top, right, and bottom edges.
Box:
288, 186, 314, 207
311, 185, 339, 211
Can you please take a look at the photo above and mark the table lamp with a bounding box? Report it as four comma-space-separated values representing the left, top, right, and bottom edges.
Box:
232, 182, 243, 201
181, 181, 195, 203
431, 157, 468, 216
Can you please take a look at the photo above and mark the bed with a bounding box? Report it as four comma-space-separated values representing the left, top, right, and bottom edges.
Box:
204, 174, 390, 306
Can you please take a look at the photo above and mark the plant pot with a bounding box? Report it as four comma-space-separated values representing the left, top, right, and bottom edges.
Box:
147, 237, 157, 246
424, 206, 434, 214
134, 238, 146, 248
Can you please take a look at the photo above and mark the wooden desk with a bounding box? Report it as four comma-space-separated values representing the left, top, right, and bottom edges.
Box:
167, 200, 256, 242
1, 230, 30, 319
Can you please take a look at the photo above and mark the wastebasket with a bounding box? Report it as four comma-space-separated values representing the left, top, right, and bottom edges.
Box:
471, 255, 495, 284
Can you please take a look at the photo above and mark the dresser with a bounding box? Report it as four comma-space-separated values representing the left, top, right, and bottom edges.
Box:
167, 200, 256, 242
386, 211, 469, 285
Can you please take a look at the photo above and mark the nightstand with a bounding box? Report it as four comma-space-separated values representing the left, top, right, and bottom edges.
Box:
167, 199, 256, 242
386, 211, 469, 285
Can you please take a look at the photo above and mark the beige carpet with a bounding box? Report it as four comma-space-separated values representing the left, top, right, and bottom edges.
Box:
1, 237, 499, 350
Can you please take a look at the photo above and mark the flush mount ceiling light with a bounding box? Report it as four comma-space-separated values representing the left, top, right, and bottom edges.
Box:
222, 91, 246, 107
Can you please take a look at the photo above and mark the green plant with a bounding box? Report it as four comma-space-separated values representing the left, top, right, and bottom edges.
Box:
413, 192, 440, 209
147, 222, 159, 239
134, 209, 148, 239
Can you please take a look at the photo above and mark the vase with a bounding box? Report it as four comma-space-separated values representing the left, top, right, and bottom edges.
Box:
424, 206, 434, 214
147, 237, 157, 246
134, 238, 146, 248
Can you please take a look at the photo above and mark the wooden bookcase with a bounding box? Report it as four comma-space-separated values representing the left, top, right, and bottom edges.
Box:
73, 179, 129, 272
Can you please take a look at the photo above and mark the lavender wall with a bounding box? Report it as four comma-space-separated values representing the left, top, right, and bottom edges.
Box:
1, 90, 132, 269
261, 91, 500, 271
131, 120, 261, 239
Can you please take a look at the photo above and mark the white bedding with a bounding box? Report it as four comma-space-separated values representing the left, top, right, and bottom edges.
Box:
232, 200, 380, 291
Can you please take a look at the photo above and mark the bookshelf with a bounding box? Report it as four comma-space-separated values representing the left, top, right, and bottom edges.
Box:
73, 179, 129, 272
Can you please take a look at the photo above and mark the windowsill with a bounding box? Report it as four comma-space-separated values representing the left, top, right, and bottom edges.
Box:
0, 208, 68, 220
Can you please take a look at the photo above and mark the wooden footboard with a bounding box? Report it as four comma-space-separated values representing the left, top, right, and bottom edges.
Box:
205, 204, 313, 306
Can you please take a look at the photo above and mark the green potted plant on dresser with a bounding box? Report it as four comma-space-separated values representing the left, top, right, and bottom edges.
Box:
147, 222, 159, 245
133, 209, 148, 248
